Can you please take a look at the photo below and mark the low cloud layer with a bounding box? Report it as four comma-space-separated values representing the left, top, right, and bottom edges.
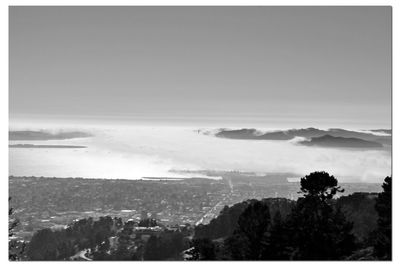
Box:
9, 123, 391, 183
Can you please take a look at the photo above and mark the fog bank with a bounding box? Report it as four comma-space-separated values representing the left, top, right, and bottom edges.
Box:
9, 122, 391, 183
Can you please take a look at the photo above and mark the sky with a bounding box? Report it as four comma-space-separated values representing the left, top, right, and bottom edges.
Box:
9, 6, 391, 128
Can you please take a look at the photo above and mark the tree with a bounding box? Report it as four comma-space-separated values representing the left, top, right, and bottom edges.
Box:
261, 210, 291, 260
92, 238, 111, 260
27, 228, 58, 260
110, 225, 136, 260
143, 235, 164, 260
287, 171, 355, 260
139, 218, 157, 227
226, 201, 270, 260
336, 192, 379, 242
300, 171, 343, 200
188, 238, 216, 260
143, 231, 186, 260
373, 176, 391, 259
9, 197, 26, 261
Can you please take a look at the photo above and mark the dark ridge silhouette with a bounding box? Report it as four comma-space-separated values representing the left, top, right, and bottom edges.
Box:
9, 144, 87, 149
374, 137, 392, 146
213, 127, 391, 146
215, 128, 292, 140
299, 135, 383, 148
9, 130, 92, 141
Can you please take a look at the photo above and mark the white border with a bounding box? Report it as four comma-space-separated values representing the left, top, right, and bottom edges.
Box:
1, 1, 397, 265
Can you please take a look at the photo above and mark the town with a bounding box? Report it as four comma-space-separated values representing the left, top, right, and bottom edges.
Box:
9, 173, 382, 242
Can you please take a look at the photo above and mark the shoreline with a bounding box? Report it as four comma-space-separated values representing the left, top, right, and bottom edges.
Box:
7, 175, 382, 185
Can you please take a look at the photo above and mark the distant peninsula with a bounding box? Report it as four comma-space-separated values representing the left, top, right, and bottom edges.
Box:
212, 127, 391, 147
298, 135, 383, 149
9, 144, 87, 149
9, 130, 92, 141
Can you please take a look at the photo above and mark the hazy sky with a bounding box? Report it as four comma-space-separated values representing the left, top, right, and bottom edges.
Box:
9, 6, 391, 128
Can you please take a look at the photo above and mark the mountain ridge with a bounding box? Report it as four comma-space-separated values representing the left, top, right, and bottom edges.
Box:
212, 127, 391, 147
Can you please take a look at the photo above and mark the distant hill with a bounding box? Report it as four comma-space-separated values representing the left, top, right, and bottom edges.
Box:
9, 144, 87, 149
299, 135, 383, 148
374, 137, 392, 146
213, 127, 391, 146
9, 130, 92, 141
215, 128, 292, 140
326, 128, 390, 144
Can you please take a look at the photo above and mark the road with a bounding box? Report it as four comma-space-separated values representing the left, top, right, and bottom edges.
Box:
195, 200, 224, 226
195, 178, 234, 226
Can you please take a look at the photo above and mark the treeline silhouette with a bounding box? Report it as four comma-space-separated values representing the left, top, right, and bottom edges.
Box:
9, 172, 391, 261
194, 192, 378, 244
189, 172, 391, 260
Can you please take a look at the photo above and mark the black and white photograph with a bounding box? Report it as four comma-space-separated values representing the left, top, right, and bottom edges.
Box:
7, 4, 393, 261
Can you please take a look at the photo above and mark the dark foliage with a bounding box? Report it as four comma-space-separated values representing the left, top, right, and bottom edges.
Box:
194, 198, 293, 240
287, 172, 356, 259
300, 171, 343, 200
9, 197, 26, 261
260, 210, 292, 260
284, 198, 355, 259
372, 176, 391, 260
337, 192, 378, 241
223, 201, 271, 260
236, 201, 271, 259
138, 218, 157, 227
27, 216, 122, 260
143, 231, 185, 260
187, 238, 217, 260
194, 202, 250, 239
194, 172, 359, 260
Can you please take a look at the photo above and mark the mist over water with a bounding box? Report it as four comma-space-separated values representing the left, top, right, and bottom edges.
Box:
9, 119, 391, 183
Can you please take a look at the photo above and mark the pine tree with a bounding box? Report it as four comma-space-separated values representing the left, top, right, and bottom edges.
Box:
287, 171, 356, 260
